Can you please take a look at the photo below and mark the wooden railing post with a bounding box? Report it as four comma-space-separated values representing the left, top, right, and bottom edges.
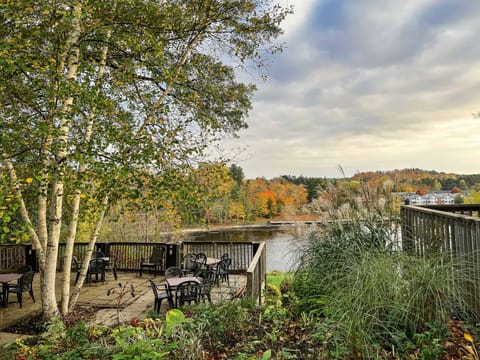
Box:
25, 243, 37, 272
165, 243, 178, 269
246, 242, 266, 305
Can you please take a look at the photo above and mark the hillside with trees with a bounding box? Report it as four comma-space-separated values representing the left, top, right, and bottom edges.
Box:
351, 168, 480, 192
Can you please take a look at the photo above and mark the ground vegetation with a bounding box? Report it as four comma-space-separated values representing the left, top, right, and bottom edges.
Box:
4, 272, 480, 359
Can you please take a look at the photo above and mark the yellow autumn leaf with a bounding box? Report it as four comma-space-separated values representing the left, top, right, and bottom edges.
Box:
80, 193, 87, 199
465, 333, 474, 343
25, 177, 33, 183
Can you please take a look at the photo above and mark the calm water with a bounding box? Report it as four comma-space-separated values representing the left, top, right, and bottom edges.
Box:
187, 227, 299, 272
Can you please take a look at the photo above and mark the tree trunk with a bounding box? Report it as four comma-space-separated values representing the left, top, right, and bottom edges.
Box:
60, 26, 112, 315
60, 191, 81, 314
41, 2, 83, 319
69, 194, 109, 311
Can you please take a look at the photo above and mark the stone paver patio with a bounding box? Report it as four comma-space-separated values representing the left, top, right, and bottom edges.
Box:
0, 270, 246, 346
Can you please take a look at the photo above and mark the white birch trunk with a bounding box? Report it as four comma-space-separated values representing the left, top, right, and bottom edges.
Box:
41, 2, 83, 319
68, 194, 109, 311
60, 28, 112, 314
3, 159, 43, 263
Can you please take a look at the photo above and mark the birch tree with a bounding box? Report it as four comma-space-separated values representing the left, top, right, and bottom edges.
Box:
0, 0, 290, 319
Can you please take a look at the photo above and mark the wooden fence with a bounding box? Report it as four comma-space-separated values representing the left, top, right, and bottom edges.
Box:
401, 204, 480, 313
246, 242, 266, 305
0, 244, 28, 273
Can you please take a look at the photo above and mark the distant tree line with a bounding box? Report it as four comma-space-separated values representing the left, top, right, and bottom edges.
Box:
3, 166, 480, 244
351, 169, 480, 192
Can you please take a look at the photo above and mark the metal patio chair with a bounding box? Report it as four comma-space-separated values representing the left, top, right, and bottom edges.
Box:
175, 280, 201, 307
139, 245, 165, 277
5, 270, 35, 308
149, 279, 174, 312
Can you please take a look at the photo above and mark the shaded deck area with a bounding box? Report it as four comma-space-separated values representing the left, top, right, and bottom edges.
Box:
0, 270, 246, 345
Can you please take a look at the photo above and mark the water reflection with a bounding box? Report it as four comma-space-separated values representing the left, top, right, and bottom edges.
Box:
187, 227, 299, 273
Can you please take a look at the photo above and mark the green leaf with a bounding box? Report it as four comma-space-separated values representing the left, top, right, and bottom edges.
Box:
165, 308, 185, 330
261, 350, 272, 360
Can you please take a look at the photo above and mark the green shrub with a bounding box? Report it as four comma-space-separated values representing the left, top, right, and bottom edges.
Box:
187, 299, 253, 351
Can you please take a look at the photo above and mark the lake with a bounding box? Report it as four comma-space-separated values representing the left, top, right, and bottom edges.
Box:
187, 226, 300, 272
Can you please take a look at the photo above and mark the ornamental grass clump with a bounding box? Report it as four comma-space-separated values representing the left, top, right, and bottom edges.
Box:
292, 180, 480, 358
327, 250, 476, 357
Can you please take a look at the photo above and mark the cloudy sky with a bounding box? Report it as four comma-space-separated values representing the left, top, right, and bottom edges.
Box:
224, 0, 480, 179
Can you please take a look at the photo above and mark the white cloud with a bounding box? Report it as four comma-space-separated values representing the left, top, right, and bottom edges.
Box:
224, 0, 480, 179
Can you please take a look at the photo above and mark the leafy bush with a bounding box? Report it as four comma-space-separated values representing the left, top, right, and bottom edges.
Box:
186, 299, 254, 351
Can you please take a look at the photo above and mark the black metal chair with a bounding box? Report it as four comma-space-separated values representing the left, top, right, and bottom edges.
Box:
93, 251, 106, 258
16, 265, 33, 274
199, 270, 216, 303
175, 280, 201, 307
211, 253, 230, 273
139, 245, 165, 277
93, 251, 117, 280
181, 253, 197, 276
215, 258, 231, 286
84, 258, 106, 285
165, 267, 183, 279
149, 280, 173, 312
6, 270, 35, 308
194, 253, 207, 273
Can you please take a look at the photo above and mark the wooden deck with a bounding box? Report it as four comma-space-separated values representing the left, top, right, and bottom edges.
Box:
0, 270, 246, 336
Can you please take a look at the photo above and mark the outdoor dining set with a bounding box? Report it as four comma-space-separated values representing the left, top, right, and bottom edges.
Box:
0, 265, 35, 308
0, 251, 117, 308
73, 251, 118, 285
0, 246, 232, 312
148, 251, 232, 311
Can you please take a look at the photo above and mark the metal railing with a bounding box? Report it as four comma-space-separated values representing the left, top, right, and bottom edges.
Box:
0, 240, 266, 304
0, 244, 28, 273
181, 241, 259, 273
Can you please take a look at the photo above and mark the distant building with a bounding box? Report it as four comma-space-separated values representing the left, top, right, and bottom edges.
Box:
400, 191, 460, 206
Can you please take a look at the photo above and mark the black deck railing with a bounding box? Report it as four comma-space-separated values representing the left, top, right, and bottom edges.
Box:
0, 240, 265, 303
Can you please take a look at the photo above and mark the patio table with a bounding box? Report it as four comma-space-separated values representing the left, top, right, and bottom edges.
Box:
194, 257, 221, 270
0, 273, 22, 307
165, 276, 201, 289
205, 257, 221, 267
165, 276, 202, 308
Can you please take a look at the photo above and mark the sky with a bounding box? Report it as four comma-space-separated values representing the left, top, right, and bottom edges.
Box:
224, 0, 480, 179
